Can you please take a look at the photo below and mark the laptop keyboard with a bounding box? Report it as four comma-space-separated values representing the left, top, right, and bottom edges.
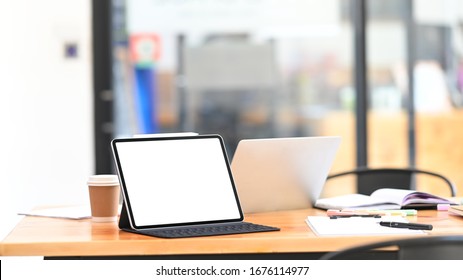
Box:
136, 222, 280, 238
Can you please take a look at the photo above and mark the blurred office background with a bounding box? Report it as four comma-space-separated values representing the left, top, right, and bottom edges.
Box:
1, 0, 463, 234
106, 0, 463, 197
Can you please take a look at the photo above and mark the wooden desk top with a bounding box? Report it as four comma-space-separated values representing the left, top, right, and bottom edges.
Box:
1, 208, 463, 257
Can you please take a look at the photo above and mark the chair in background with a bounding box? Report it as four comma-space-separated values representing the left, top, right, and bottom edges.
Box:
326, 167, 457, 196
320, 235, 463, 260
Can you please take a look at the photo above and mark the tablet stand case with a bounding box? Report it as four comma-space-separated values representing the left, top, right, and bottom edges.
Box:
118, 202, 131, 230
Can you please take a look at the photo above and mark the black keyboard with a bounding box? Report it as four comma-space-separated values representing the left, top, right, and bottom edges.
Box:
130, 222, 280, 238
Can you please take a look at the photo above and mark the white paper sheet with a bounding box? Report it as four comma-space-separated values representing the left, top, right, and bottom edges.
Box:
18, 205, 91, 220
306, 216, 427, 236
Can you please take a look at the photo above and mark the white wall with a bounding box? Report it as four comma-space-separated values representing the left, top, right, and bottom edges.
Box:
0, 0, 93, 238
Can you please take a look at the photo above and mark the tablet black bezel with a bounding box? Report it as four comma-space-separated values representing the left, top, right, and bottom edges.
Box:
111, 134, 245, 230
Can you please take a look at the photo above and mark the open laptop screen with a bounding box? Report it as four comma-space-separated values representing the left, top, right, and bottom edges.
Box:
112, 135, 243, 229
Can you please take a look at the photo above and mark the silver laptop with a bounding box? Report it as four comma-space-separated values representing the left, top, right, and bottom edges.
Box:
111, 134, 279, 238
231, 136, 341, 213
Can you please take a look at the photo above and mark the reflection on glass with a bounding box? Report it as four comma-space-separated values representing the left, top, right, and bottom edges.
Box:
367, 0, 463, 196
113, 0, 355, 171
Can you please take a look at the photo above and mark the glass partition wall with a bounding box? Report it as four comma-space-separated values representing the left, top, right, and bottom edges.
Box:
366, 0, 463, 196
101, 0, 463, 197
112, 0, 355, 174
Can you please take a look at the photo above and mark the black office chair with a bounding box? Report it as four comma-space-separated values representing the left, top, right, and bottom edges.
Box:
320, 235, 463, 260
327, 167, 457, 196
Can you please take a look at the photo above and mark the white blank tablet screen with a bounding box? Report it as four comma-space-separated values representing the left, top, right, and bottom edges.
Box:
114, 137, 242, 227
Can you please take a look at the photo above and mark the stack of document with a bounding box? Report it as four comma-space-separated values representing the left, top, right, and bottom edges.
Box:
18, 205, 91, 220
306, 216, 427, 236
449, 205, 463, 216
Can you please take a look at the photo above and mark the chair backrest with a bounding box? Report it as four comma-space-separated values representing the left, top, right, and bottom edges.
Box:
327, 167, 456, 196
320, 235, 463, 260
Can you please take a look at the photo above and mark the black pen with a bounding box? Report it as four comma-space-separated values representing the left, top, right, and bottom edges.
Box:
379, 221, 433, 230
